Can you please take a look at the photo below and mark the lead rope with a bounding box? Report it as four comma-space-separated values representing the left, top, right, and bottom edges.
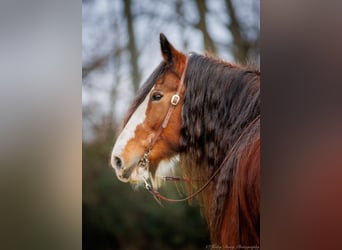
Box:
144, 115, 260, 205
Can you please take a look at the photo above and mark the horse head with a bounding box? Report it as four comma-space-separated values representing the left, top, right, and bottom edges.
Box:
111, 34, 187, 187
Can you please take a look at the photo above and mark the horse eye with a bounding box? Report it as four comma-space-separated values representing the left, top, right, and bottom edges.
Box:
151, 92, 163, 102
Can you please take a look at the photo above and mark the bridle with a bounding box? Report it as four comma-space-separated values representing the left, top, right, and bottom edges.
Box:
136, 54, 260, 206
137, 55, 190, 171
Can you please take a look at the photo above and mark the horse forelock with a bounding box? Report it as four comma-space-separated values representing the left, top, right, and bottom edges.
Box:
121, 62, 166, 130
179, 54, 260, 243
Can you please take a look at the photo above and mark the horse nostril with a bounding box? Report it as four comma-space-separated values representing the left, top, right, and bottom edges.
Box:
113, 156, 122, 169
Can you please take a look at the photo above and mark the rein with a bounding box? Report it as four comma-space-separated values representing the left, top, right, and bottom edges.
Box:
143, 114, 260, 206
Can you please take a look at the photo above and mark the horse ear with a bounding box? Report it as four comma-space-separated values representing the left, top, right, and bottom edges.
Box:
160, 33, 181, 64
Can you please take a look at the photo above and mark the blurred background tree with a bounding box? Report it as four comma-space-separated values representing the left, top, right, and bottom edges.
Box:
82, 0, 259, 249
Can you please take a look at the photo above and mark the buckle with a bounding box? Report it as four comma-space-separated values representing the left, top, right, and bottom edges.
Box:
171, 94, 180, 106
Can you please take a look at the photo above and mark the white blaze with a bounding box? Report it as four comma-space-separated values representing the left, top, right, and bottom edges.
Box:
111, 89, 152, 166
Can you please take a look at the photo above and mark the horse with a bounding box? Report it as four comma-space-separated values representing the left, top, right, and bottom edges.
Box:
111, 33, 260, 248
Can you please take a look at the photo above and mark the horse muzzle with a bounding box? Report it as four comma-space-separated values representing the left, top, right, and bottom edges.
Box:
115, 166, 135, 183
112, 154, 148, 184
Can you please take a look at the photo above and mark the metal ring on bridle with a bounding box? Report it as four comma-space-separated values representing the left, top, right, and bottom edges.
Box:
143, 176, 151, 190
170, 94, 180, 106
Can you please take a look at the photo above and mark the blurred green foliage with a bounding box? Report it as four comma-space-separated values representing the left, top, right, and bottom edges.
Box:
83, 132, 210, 249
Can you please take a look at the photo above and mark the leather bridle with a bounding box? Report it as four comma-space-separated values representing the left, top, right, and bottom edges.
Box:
137, 55, 190, 171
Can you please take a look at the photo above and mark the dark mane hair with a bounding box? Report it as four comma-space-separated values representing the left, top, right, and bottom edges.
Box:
179, 53, 260, 242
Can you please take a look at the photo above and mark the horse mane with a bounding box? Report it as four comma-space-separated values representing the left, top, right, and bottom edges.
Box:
179, 53, 260, 243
